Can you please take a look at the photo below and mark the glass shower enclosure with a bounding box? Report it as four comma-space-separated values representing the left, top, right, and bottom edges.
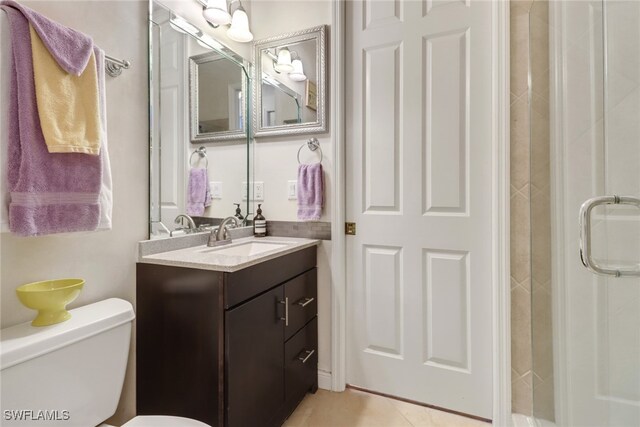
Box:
529, 0, 640, 425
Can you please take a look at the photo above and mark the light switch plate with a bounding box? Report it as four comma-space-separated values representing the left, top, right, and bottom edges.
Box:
287, 181, 297, 200
210, 182, 222, 199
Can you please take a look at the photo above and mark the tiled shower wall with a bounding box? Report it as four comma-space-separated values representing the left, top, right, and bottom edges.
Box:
510, 0, 553, 418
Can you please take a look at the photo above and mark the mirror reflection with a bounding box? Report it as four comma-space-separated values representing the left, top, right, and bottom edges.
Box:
260, 39, 317, 127
189, 50, 247, 142
253, 26, 326, 137
149, 2, 252, 239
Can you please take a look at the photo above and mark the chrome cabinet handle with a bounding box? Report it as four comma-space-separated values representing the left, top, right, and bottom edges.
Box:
579, 195, 640, 277
279, 298, 289, 326
296, 297, 315, 307
298, 349, 315, 363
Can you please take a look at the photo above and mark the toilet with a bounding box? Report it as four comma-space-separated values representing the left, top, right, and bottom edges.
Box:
0, 298, 208, 427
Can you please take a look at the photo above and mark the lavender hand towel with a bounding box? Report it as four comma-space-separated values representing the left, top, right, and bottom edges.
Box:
186, 168, 211, 217
1, 5, 101, 236
297, 163, 323, 221
0, 0, 93, 76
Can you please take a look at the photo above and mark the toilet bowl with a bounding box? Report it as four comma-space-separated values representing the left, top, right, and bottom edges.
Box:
0, 298, 209, 427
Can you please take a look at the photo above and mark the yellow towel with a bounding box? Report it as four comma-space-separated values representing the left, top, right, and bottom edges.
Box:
30, 25, 101, 155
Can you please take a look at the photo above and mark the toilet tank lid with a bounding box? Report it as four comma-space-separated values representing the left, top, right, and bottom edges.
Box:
1, 298, 135, 371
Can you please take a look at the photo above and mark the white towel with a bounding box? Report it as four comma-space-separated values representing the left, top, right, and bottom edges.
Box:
95, 48, 112, 230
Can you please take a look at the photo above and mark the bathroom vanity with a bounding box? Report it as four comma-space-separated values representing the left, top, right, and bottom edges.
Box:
136, 237, 318, 427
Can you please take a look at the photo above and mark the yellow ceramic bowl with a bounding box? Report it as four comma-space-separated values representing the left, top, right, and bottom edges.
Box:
16, 279, 84, 327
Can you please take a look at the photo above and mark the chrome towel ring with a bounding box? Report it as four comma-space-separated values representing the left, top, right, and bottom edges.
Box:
190, 146, 208, 168
297, 138, 323, 164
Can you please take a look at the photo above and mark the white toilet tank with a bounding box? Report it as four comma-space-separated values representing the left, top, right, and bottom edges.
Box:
0, 298, 135, 426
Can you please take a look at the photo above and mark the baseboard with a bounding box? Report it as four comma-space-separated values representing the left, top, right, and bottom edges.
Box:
512, 413, 557, 427
318, 369, 332, 391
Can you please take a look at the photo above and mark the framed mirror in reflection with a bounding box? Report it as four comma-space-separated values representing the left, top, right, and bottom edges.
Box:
252, 25, 327, 137
189, 51, 247, 143
149, 1, 252, 239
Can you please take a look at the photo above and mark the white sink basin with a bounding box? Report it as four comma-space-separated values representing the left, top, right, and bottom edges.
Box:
199, 241, 289, 257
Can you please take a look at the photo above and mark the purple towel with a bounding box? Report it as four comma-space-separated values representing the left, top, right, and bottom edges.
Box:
0, 0, 93, 76
186, 168, 211, 217
297, 163, 323, 221
1, 4, 102, 236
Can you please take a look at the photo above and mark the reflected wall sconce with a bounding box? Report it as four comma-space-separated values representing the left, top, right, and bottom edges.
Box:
289, 59, 306, 82
201, 0, 253, 43
265, 48, 307, 81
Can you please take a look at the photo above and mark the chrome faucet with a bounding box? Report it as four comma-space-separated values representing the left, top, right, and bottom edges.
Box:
208, 216, 240, 247
172, 214, 197, 236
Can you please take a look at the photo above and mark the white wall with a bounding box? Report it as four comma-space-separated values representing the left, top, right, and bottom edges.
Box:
0, 1, 148, 424
250, 0, 333, 377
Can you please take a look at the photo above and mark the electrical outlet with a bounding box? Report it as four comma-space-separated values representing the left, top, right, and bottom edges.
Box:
241, 182, 264, 201
254, 182, 264, 201
287, 181, 297, 200
210, 182, 222, 199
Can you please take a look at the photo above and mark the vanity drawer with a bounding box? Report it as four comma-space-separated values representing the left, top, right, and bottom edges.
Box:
284, 268, 317, 340
284, 317, 318, 418
224, 246, 316, 309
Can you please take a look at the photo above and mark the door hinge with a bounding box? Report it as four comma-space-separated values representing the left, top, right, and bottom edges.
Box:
345, 222, 356, 235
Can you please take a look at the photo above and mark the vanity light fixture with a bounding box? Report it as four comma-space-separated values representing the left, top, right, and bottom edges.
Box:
200, 0, 254, 43
265, 48, 306, 81
274, 48, 294, 73
226, 2, 253, 42
203, 0, 231, 26
288, 58, 307, 82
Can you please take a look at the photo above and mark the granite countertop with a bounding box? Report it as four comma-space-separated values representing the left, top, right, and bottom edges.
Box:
138, 236, 320, 273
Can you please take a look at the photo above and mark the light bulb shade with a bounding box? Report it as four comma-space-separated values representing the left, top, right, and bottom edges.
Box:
289, 59, 307, 81
227, 8, 254, 43
274, 48, 293, 73
203, 0, 231, 26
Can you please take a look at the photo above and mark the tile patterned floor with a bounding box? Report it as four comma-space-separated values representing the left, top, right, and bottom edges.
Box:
284, 389, 490, 427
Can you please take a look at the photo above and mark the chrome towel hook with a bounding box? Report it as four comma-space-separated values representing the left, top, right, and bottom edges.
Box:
190, 146, 209, 168
297, 138, 323, 164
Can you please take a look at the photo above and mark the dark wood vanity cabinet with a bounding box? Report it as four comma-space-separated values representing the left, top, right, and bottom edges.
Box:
136, 246, 318, 427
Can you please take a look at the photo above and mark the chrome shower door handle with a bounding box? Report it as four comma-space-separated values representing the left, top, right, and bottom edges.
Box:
579, 195, 640, 277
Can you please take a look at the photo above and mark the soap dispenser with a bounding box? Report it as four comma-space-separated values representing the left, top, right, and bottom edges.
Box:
253, 204, 266, 237
234, 203, 244, 223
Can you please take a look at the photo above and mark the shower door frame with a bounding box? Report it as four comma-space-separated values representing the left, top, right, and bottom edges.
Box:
548, 0, 569, 423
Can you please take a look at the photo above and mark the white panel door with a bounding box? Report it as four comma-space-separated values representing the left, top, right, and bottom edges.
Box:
345, 0, 494, 418
556, 1, 640, 425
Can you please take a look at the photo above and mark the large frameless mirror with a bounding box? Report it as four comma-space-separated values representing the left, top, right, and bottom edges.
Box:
252, 25, 327, 137
149, 1, 252, 239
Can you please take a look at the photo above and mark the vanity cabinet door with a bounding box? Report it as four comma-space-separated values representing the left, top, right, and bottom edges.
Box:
225, 285, 285, 427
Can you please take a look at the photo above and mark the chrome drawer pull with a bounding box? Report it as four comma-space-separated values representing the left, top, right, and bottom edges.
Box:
296, 297, 315, 307
279, 298, 289, 326
579, 195, 640, 277
298, 349, 315, 363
